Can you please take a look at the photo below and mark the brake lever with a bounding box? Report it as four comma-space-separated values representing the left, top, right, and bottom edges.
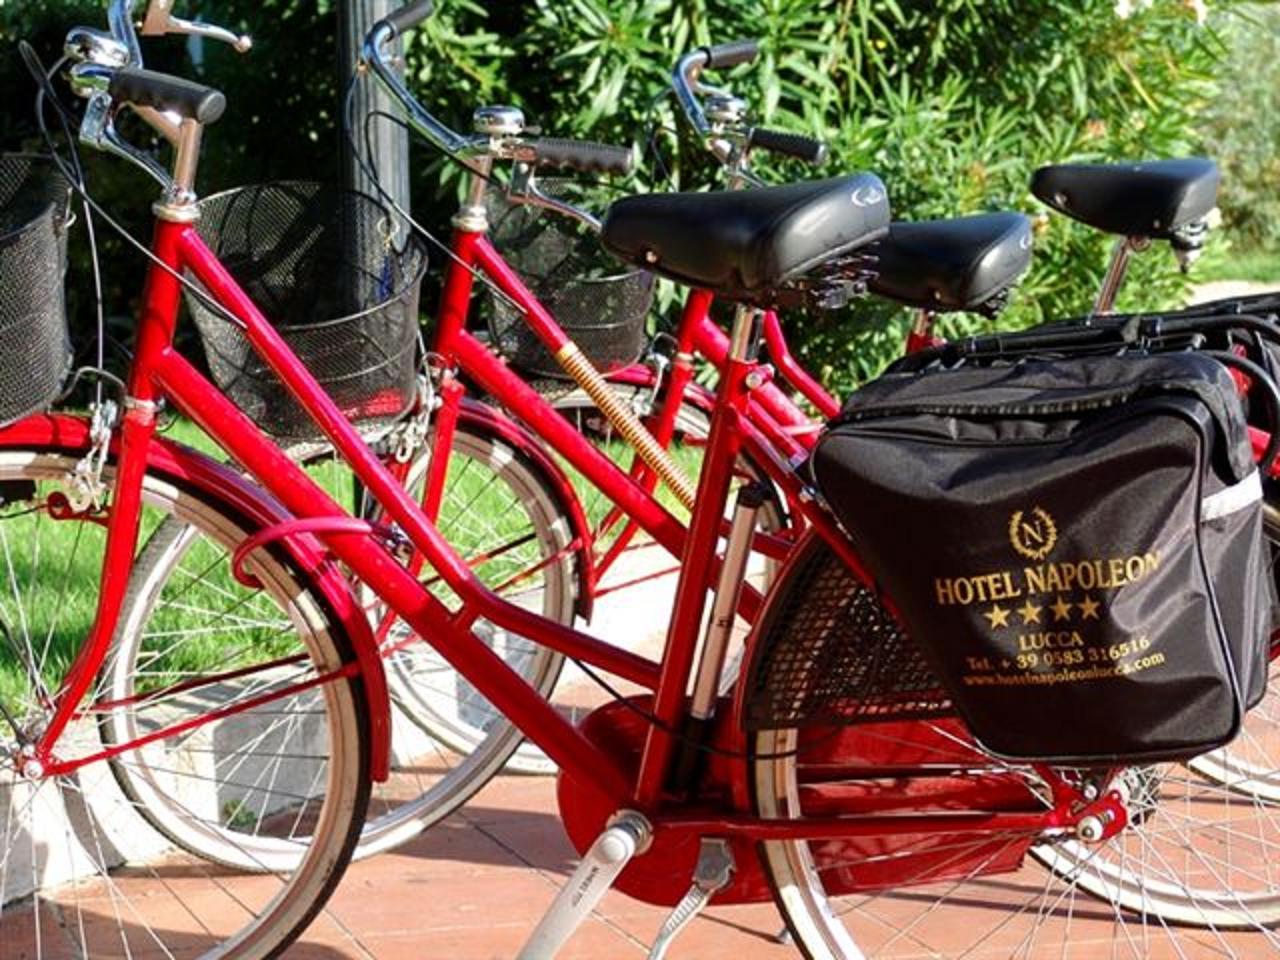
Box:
65, 28, 131, 68
69, 65, 174, 187
140, 1, 252, 53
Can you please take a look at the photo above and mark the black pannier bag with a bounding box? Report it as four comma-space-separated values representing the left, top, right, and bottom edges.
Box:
811, 352, 1271, 763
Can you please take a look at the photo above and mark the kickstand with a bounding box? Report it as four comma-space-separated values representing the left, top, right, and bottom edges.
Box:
647, 838, 735, 960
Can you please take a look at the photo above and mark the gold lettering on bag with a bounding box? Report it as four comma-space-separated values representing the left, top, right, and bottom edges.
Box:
934, 571, 1022, 606
1017, 631, 1085, 651
934, 554, 1158, 610
1022, 553, 1160, 596
937, 507, 1170, 687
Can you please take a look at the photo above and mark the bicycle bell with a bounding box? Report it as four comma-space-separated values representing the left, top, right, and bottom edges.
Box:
474, 105, 526, 138
705, 94, 748, 126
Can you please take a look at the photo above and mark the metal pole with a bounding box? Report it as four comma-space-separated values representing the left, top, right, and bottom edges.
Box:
339, 0, 411, 213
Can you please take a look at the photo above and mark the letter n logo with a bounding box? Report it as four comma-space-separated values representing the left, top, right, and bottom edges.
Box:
1009, 507, 1058, 561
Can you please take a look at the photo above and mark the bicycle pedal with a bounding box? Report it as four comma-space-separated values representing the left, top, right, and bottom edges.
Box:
647, 838, 735, 960
517, 810, 651, 960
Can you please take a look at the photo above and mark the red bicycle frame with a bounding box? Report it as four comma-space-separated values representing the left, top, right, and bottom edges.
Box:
17, 203, 1095, 863
580, 289, 876, 582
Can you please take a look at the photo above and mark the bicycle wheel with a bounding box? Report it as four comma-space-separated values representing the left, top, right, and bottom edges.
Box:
372, 422, 575, 782
0, 446, 370, 958
752, 538, 1280, 958
108, 419, 573, 855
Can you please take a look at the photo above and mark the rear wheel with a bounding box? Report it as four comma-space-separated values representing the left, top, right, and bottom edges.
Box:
536, 379, 788, 727
0, 447, 370, 958
753, 538, 1280, 958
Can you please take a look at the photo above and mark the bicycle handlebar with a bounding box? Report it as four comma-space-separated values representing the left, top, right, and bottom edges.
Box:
107, 0, 144, 66
363, 10, 633, 187
377, 0, 435, 39
702, 39, 759, 70
109, 67, 227, 124
671, 40, 828, 170
363, 16, 475, 156
528, 138, 634, 176
672, 47, 721, 136
746, 127, 827, 165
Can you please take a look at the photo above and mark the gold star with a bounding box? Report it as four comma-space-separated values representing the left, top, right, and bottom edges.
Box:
983, 604, 1011, 629
1017, 600, 1042, 625
1078, 595, 1100, 620
1050, 596, 1073, 622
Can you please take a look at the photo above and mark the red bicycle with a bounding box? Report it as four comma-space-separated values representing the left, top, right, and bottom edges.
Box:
3, 3, 1279, 959
519, 40, 1280, 817
511, 41, 1035, 573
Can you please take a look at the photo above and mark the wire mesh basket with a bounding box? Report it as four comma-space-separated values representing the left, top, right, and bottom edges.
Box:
0, 154, 73, 425
485, 181, 654, 379
187, 182, 426, 444
743, 540, 952, 731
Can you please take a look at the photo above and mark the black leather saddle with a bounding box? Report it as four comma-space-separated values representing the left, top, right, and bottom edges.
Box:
868, 212, 1032, 313
600, 174, 890, 303
1031, 158, 1218, 239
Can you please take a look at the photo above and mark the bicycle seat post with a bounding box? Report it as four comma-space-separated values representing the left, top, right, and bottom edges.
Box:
1092, 235, 1149, 317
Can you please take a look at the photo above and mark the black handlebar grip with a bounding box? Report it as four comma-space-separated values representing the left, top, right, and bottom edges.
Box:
379, 0, 434, 37
529, 138, 634, 176
747, 127, 828, 165
702, 39, 760, 69
109, 67, 226, 125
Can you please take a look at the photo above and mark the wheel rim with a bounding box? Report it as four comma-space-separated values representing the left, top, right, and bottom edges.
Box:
374, 427, 574, 779
750, 535, 1280, 958
0, 450, 367, 958
109, 424, 575, 864
756, 722, 1280, 958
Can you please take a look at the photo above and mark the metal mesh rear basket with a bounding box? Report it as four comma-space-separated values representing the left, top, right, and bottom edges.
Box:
187, 182, 426, 444
0, 154, 73, 425
743, 540, 953, 730
485, 181, 653, 379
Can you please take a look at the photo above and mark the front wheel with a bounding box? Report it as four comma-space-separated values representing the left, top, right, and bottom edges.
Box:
0, 445, 370, 958
107, 418, 575, 858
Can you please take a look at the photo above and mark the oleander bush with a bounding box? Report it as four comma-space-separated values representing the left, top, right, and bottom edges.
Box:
1200, 3, 1280, 252
0, 0, 1254, 390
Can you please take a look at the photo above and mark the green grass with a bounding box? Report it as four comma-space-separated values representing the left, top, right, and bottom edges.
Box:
0, 462, 296, 713
559, 434, 706, 540
0, 416, 543, 714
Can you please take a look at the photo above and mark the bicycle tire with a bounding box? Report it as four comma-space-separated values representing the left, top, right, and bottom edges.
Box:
107, 419, 574, 854
752, 536, 1280, 957
0, 445, 370, 958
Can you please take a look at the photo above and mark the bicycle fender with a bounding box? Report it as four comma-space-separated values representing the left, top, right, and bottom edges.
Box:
457, 397, 598, 620
0, 414, 394, 781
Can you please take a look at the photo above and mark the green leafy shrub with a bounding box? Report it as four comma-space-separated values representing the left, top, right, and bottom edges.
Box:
0, 0, 1245, 392
1200, 3, 1280, 253
396, 0, 1246, 390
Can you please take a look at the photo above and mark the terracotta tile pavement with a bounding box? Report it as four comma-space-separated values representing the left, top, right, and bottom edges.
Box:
306, 773, 795, 959
285, 771, 1280, 959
